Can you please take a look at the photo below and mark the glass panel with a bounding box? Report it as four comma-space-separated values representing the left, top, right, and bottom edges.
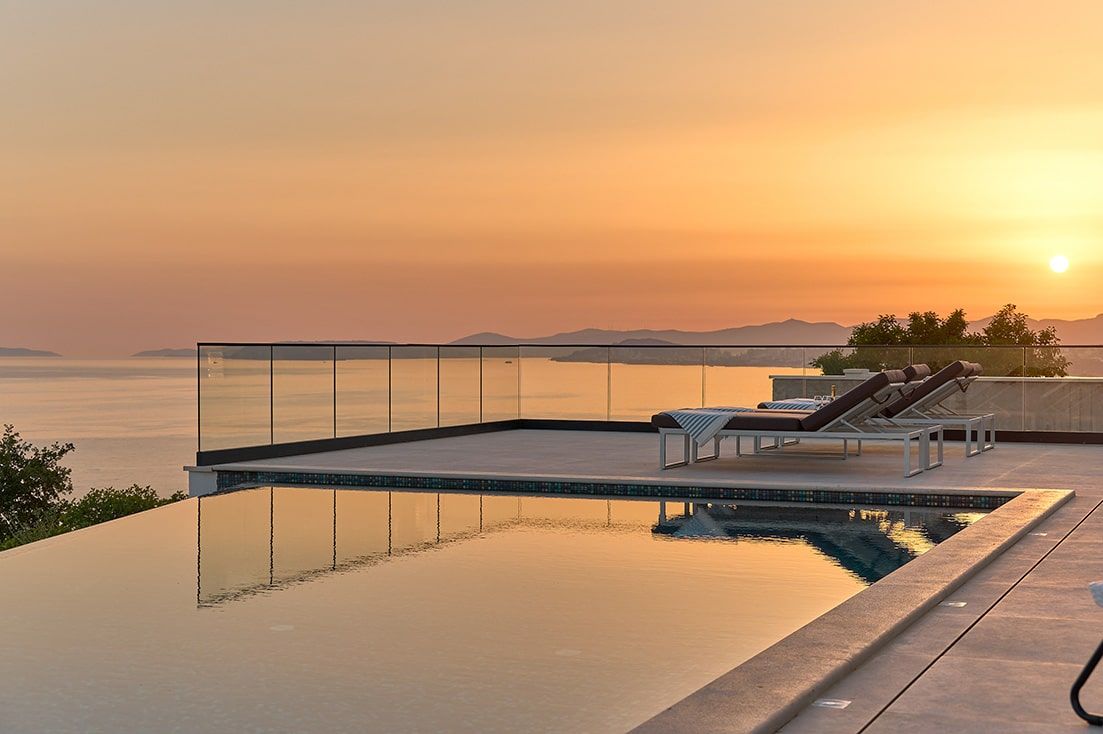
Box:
705, 347, 806, 408
519, 346, 608, 419
335, 490, 390, 564
439, 346, 481, 426
335, 345, 389, 437
272, 345, 334, 444
272, 487, 334, 582
1025, 344, 1098, 431
391, 346, 438, 431
197, 489, 271, 604
802, 346, 913, 402
198, 345, 271, 451
609, 346, 702, 420
1061, 346, 1103, 378
482, 347, 520, 421
914, 345, 1024, 431
1027, 348, 1098, 432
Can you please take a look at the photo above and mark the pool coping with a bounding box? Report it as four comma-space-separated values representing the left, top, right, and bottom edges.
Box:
629, 487, 1073, 734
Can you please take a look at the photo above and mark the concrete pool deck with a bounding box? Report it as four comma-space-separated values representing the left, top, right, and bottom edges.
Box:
192, 429, 1098, 496
190, 430, 1103, 732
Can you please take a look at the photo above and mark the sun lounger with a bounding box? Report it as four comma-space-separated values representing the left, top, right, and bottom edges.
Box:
757, 362, 992, 458
652, 370, 943, 477
876, 361, 994, 457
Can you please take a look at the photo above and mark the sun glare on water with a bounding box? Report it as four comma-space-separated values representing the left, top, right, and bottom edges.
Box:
1049, 254, 1070, 273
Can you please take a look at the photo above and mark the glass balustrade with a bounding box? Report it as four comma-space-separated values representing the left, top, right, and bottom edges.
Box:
197, 342, 1103, 452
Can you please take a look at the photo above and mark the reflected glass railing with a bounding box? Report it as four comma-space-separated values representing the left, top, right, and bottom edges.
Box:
197, 343, 1103, 453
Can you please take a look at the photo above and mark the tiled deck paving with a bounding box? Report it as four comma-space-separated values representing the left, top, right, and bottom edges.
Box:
780, 491, 1103, 733
198, 430, 1103, 732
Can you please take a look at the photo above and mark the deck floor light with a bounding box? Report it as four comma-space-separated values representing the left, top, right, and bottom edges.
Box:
1070, 581, 1103, 726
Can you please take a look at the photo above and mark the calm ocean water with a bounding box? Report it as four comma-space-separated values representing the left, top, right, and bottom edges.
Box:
1, 358, 195, 496
1, 357, 805, 496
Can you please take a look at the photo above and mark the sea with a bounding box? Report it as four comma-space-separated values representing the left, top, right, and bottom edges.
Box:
1, 358, 195, 496
1, 356, 805, 497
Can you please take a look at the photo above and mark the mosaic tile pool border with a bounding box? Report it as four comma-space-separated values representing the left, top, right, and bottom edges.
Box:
215, 470, 1013, 509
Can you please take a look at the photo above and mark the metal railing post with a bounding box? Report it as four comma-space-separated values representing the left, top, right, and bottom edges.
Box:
801, 346, 807, 398
1022, 346, 1028, 431
196, 345, 202, 452
701, 347, 706, 407
269, 345, 274, 445
606, 346, 612, 421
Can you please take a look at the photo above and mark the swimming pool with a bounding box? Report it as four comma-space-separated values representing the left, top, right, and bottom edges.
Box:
0, 488, 984, 733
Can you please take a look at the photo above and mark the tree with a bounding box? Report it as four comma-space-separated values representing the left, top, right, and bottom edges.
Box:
811, 305, 1068, 376
982, 304, 1070, 377
1, 425, 187, 550
0, 424, 74, 540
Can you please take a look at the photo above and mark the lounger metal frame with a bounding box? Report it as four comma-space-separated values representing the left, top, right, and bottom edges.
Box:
659, 425, 942, 478
884, 374, 995, 457
657, 380, 945, 477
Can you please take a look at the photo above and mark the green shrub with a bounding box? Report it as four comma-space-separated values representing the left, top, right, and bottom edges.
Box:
1, 425, 186, 550
59, 485, 186, 530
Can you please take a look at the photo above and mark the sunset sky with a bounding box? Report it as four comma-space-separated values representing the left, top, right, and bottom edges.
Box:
3, 0, 1102, 355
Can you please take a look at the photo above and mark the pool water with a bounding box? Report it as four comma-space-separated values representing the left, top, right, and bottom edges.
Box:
0, 488, 984, 733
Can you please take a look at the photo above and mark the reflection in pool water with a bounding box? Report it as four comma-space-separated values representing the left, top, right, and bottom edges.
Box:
2, 488, 983, 734
198, 489, 982, 608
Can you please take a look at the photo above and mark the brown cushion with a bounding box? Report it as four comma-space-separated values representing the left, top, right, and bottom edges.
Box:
903, 364, 931, 382
881, 360, 971, 418
800, 370, 904, 431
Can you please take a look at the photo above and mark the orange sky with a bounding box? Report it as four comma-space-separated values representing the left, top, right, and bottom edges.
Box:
2, 1, 1101, 355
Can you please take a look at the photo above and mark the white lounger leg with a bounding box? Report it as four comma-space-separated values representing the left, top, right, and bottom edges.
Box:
904, 430, 931, 478
927, 426, 944, 469
964, 417, 976, 457
692, 436, 721, 463
659, 430, 692, 470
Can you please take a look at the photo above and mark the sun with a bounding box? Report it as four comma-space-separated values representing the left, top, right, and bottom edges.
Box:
1050, 254, 1070, 273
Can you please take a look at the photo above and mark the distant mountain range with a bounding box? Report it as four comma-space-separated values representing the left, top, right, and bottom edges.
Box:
450, 319, 854, 346
967, 313, 1103, 344
455, 314, 1103, 346
0, 346, 61, 357
110, 313, 1103, 359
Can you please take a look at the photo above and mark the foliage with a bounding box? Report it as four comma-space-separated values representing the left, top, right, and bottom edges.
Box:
811, 305, 1069, 377
0, 424, 74, 540
0, 509, 67, 550
59, 485, 187, 530
0, 483, 187, 551
0, 425, 187, 551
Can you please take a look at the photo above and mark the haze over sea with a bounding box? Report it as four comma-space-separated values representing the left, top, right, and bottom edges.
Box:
2, 358, 194, 496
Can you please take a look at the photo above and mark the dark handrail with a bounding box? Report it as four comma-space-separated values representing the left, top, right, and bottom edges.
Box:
195, 342, 1103, 348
